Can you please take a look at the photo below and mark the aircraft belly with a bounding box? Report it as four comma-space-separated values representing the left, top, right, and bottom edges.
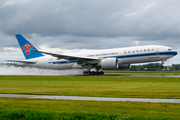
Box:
121, 55, 171, 64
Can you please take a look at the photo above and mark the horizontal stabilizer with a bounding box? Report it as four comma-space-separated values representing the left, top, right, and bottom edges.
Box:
6, 60, 37, 64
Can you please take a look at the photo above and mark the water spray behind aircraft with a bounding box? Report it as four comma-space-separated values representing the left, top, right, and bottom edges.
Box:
0, 66, 83, 76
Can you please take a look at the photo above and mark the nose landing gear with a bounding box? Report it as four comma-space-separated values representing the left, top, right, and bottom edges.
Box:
160, 60, 167, 70
160, 65, 164, 69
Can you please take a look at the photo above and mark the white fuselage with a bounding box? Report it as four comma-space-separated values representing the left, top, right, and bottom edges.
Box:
18, 45, 177, 70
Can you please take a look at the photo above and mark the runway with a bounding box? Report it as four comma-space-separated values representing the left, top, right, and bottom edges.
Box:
0, 94, 179, 103
103, 75, 180, 77
7, 74, 180, 77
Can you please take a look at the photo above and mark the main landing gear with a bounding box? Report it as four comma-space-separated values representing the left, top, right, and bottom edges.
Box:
83, 71, 104, 75
83, 65, 104, 75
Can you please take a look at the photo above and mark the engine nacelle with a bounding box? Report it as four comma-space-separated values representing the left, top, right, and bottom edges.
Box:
99, 58, 118, 70
118, 64, 131, 69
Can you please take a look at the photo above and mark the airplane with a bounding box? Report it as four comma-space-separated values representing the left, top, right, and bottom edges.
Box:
7, 34, 177, 75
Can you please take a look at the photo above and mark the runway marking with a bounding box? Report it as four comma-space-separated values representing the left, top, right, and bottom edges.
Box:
0, 94, 179, 103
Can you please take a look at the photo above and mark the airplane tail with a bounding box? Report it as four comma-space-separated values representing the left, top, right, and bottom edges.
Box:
15, 34, 44, 59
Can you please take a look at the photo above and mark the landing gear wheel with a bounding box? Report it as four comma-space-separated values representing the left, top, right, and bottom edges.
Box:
161, 66, 164, 69
83, 71, 104, 75
160, 60, 166, 70
91, 71, 95, 75
88, 71, 92, 75
99, 71, 104, 75
83, 71, 88, 75
96, 72, 99, 75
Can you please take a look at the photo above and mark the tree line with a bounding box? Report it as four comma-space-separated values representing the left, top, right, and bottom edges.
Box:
128, 63, 180, 71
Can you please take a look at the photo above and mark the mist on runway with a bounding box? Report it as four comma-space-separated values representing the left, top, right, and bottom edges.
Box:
0, 66, 83, 75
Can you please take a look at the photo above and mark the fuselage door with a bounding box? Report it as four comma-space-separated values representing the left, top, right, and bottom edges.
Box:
155, 48, 160, 55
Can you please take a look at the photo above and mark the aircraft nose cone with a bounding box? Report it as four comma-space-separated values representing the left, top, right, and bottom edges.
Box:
173, 51, 178, 56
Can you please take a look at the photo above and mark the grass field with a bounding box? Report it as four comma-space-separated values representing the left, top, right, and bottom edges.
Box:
0, 76, 179, 98
0, 109, 132, 120
104, 71, 180, 75
0, 97, 180, 119
0, 75, 180, 119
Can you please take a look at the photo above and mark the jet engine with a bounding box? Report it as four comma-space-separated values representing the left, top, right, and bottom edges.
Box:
99, 58, 118, 70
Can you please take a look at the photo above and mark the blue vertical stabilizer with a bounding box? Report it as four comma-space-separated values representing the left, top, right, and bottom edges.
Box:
15, 34, 44, 59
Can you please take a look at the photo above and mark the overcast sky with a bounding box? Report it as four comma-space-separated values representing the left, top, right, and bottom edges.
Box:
0, 0, 180, 65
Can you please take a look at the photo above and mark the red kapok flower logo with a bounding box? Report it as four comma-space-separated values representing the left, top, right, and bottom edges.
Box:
22, 44, 33, 55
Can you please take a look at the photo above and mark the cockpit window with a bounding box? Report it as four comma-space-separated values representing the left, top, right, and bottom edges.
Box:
168, 49, 172, 51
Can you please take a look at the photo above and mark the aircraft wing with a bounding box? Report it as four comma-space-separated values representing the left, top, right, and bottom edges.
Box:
33, 50, 100, 64
6, 60, 37, 64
